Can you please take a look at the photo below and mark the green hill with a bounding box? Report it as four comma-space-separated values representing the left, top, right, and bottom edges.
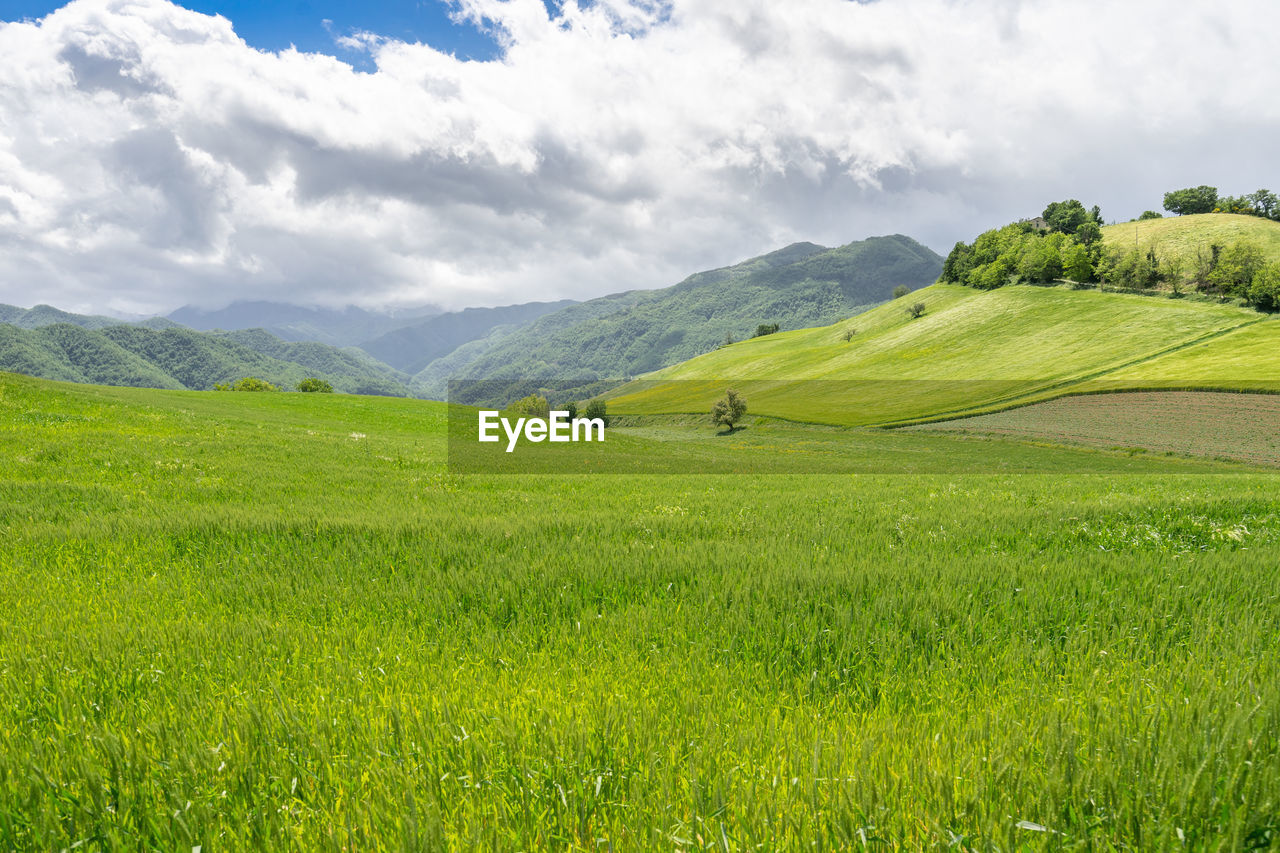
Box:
432, 235, 942, 402
0, 323, 416, 395
609, 283, 1277, 425
1103, 213, 1280, 266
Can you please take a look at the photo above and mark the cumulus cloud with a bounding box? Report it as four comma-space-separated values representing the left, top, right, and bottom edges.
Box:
0, 0, 1277, 313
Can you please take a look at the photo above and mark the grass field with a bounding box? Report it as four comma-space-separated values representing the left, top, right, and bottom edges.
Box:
4, 372, 1280, 850
1102, 213, 1280, 267
914, 390, 1280, 466
605, 284, 1276, 425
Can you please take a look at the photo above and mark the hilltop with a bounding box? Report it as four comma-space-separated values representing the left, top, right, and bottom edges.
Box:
1102, 213, 1280, 272
433, 235, 942, 402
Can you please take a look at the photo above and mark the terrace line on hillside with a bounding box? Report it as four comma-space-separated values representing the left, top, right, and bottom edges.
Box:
478, 410, 605, 452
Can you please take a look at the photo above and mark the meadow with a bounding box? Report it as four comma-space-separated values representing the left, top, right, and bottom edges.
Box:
4, 372, 1280, 850
607, 283, 1275, 426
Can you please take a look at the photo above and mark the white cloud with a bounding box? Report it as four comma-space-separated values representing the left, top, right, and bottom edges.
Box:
0, 0, 1277, 314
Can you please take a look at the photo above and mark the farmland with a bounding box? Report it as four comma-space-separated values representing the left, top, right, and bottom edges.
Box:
913, 390, 1280, 466
3, 372, 1280, 850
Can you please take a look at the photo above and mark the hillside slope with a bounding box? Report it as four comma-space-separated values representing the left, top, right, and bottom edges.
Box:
1102, 213, 1280, 264
359, 300, 576, 374
0, 323, 416, 395
610, 283, 1275, 425
435, 235, 942, 401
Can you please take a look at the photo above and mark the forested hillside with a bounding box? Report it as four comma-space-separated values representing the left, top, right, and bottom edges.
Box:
0, 323, 415, 395
432, 235, 941, 401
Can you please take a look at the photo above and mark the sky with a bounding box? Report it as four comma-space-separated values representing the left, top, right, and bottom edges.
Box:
1, 0, 1278, 315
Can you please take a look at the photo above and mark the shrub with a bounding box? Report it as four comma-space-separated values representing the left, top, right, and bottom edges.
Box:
1247, 262, 1280, 311
753, 323, 780, 337
1137, 210, 1164, 220
297, 377, 334, 393
905, 302, 927, 319
510, 394, 550, 419
1207, 240, 1265, 296
582, 398, 609, 427
217, 377, 277, 392
712, 389, 747, 432
893, 285, 910, 299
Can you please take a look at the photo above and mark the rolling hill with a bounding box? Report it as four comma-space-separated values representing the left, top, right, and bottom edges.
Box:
0, 323, 416, 395
606, 213, 1280, 425
607, 283, 1277, 425
433, 235, 942, 402
1102, 212, 1280, 265
0, 302, 179, 331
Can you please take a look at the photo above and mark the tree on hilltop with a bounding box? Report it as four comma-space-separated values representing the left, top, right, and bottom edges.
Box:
1163, 186, 1218, 215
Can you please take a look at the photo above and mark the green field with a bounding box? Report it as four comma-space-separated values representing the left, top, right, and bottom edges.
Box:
1102, 213, 1280, 267
4, 372, 1280, 850
606, 283, 1277, 425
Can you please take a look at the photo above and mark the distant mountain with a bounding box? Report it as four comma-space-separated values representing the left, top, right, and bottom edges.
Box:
167, 301, 439, 347
0, 322, 416, 396
431, 235, 942, 402
359, 300, 577, 374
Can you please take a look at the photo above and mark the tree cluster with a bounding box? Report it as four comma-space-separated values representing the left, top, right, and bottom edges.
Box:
1163, 186, 1280, 221
940, 196, 1280, 311
941, 200, 1105, 289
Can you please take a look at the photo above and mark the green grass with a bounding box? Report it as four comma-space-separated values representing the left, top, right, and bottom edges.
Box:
1103, 213, 1280, 265
3, 372, 1280, 850
606, 284, 1272, 425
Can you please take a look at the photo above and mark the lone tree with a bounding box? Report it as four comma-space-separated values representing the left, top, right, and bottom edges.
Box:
905, 302, 927, 319
892, 284, 910, 299
712, 389, 747, 432
582, 398, 609, 427
753, 323, 780, 337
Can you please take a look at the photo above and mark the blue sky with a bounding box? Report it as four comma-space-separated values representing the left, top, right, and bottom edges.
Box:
2, 0, 504, 62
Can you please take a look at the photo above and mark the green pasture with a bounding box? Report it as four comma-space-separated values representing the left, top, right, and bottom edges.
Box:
3, 373, 1280, 850
608, 284, 1275, 425
1103, 212, 1280, 265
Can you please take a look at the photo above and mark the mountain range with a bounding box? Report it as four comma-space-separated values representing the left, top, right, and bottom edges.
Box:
0, 234, 943, 398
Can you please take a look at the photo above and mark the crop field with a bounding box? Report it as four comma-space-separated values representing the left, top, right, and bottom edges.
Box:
914, 390, 1280, 466
4, 372, 1280, 850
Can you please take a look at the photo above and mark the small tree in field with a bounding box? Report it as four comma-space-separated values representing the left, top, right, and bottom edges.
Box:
582, 398, 609, 427
905, 302, 927, 319
893, 285, 910, 299
712, 389, 747, 432
842, 328, 856, 342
